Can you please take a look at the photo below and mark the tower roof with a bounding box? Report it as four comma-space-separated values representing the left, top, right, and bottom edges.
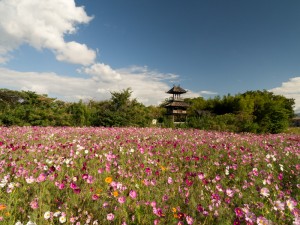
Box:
165, 101, 189, 108
167, 85, 187, 94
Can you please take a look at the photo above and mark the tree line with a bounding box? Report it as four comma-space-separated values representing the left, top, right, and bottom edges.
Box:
0, 88, 295, 133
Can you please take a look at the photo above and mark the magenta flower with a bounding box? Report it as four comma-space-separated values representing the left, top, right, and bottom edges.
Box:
185, 179, 193, 187
234, 207, 244, 218
70, 182, 78, 189
73, 188, 81, 194
58, 183, 65, 190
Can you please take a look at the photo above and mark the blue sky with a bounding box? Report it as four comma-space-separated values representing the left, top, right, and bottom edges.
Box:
0, 0, 300, 112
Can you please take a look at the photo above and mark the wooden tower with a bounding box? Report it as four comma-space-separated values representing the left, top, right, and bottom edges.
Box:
165, 85, 189, 123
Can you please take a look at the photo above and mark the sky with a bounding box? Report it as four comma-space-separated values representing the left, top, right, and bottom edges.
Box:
0, 0, 300, 112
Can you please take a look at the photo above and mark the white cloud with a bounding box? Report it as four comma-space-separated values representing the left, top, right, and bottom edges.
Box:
0, 66, 200, 106
269, 77, 300, 113
199, 90, 218, 95
81, 63, 122, 82
0, 0, 96, 65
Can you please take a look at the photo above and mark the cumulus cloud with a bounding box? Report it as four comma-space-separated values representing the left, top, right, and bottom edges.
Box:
0, 0, 96, 65
269, 77, 300, 113
81, 63, 122, 82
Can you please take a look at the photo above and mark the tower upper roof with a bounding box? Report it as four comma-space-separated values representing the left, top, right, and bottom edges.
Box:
166, 85, 187, 94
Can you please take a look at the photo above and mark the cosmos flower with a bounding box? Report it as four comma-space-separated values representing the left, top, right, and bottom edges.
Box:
59, 215, 67, 223
107, 213, 114, 221
273, 200, 285, 211
118, 196, 126, 204
186, 215, 194, 224
260, 187, 270, 197
26, 221, 37, 225
44, 211, 51, 220
30, 199, 39, 209
105, 177, 113, 184
129, 190, 137, 199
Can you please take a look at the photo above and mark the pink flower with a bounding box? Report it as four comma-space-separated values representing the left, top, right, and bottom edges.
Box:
30, 199, 39, 209
58, 183, 65, 190
86, 175, 94, 184
118, 196, 126, 204
167, 177, 173, 184
92, 194, 99, 200
82, 174, 88, 180
36, 173, 47, 182
245, 212, 256, 223
186, 215, 194, 224
198, 172, 205, 180
107, 213, 114, 221
129, 190, 137, 199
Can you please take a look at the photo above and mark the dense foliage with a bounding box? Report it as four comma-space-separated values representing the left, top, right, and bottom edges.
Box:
0, 88, 295, 133
185, 90, 295, 133
0, 127, 299, 224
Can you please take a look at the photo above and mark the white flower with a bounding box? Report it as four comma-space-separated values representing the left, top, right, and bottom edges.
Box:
44, 211, 51, 220
84, 150, 89, 154
279, 164, 284, 171
92, 220, 99, 225
15, 221, 23, 225
59, 215, 67, 223
26, 221, 37, 225
225, 166, 230, 175
53, 211, 61, 217
8, 182, 15, 189
267, 163, 273, 169
0, 177, 8, 188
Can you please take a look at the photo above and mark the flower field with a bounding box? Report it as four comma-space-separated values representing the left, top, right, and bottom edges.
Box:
0, 127, 299, 225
